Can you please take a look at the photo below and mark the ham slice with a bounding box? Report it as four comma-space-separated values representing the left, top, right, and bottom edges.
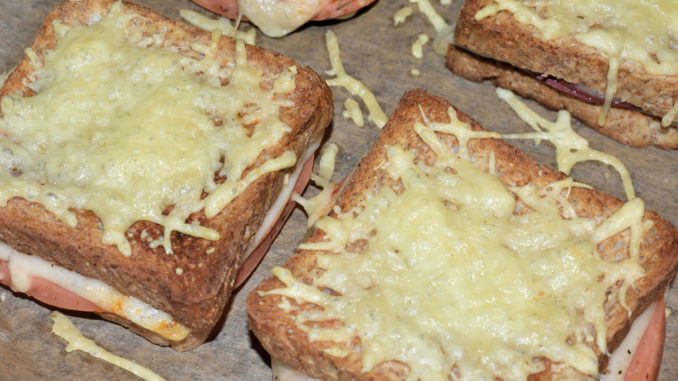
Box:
537, 75, 641, 112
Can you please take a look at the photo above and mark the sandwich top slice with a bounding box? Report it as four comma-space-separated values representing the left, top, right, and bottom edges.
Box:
452, 0, 678, 148
247, 89, 678, 379
0, 0, 331, 351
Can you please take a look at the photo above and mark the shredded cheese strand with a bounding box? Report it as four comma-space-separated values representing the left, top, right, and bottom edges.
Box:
324, 30, 387, 128
51, 312, 166, 381
497, 88, 635, 201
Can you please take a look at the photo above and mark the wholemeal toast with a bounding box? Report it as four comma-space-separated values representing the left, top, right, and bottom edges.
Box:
447, 46, 678, 149
451, 0, 678, 148
0, 0, 332, 351
247, 89, 678, 379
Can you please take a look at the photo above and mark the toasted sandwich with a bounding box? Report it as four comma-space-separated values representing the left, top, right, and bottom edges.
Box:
190, 0, 377, 37
0, 0, 332, 351
450, 0, 678, 149
247, 89, 678, 379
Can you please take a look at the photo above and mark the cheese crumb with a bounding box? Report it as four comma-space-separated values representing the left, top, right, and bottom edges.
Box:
411, 33, 430, 58
175, 268, 183, 275
393, 6, 414, 25
342, 98, 365, 127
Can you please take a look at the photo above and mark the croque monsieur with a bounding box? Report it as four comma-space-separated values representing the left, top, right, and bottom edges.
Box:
449, 0, 678, 149
190, 0, 378, 37
247, 89, 678, 379
0, 0, 331, 351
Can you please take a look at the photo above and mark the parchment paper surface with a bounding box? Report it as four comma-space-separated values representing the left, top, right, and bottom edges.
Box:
0, 0, 676, 380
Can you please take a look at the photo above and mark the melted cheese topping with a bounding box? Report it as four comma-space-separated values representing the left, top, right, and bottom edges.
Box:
475, 0, 678, 126
272, 300, 659, 381
51, 312, 166, 381
179, 9, 256, 45
263, 108, 646, 380
324, 30, 387, 128
0, 2, 296, 256
238, 0, 328, 37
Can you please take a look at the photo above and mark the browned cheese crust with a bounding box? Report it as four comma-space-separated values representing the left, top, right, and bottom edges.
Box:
453, 0, 678, 120
0, 0, 333, 351
446, 45, 678, 149
246, 89, 678, 379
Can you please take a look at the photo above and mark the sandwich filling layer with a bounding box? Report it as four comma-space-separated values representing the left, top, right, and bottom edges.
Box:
475, 0, 678, 126
263, 108, 647, 379
0, 241, 190, 341
0, 1, 298, 256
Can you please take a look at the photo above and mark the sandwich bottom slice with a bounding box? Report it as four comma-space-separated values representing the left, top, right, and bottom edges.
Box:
446, 45, 678, 150
247, 89, 678, 380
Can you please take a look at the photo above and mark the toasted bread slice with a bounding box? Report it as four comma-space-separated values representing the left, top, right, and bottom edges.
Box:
453, 0, 678, 121
446, 45, 678, 149
0, 0, 332, 351
246, 89, 678, 379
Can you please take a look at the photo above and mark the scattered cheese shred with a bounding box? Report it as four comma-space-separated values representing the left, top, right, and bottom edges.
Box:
411, 33, 430, 59
324, 30, 387, 128
50, 312, 166, 381
409, 0, 454, 56
311, 143, 339, 189
295, 143, 340, 227
497, 88, 636, 201
393, 6, 414, 25
342, 98, 365, 127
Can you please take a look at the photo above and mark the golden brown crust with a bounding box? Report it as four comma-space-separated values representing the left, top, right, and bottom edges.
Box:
453, 0, 678, 120
246, 89, 678, 379
446, 45, 678, 149
0, 0, 332, 351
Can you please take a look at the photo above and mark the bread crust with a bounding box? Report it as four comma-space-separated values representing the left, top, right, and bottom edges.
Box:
0, 0, 332, 350
453, 0, 678, 120
446, 45, 678, 149
246, 89, 678, 379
